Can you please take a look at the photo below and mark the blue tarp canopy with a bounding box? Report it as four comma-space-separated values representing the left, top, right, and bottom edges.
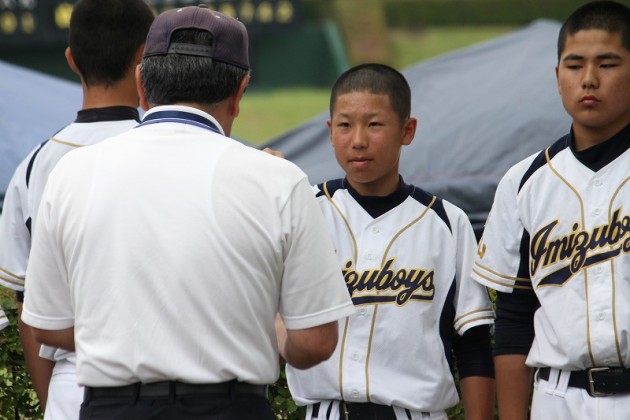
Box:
0, 60, 81, 209
263, 20, 572, 236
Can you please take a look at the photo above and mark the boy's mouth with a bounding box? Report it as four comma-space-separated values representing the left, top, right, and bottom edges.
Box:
579, 94, 599, 106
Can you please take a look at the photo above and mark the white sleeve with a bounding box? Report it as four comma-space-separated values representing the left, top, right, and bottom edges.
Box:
0, 304, 8, 331
471, 163, 532, 293
0, 158, 32, 291
21, 174, 74, 330
449, 203, 495, 335
279, 178, 355, 330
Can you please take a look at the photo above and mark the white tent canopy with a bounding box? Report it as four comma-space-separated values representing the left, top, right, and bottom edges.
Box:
264, 20, 572, 236
0, 60, 81, 208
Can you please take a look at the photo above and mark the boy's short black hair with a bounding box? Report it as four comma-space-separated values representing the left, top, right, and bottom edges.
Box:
330, 63, 411, 123
69, 0, 154, 86
558, 0, 630, 60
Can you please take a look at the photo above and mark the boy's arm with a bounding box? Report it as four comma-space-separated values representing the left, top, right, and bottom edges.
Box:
492, 290, 537, 420
494, 355, 532, 420
460, 375, 495, 420
17, 300, 54, 410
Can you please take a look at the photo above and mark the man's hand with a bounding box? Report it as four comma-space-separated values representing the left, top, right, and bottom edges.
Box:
262, 147, 285, 158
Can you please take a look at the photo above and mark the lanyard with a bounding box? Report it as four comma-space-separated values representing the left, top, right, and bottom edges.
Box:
138, 110, 222, 135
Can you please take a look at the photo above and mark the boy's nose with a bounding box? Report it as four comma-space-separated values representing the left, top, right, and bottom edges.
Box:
350, 128, 368, 149
581, 64, 599, 89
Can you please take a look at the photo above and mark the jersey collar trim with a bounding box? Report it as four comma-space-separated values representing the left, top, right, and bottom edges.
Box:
139, 105, 224, 135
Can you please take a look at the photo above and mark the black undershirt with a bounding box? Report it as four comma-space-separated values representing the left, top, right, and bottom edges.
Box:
75, 106, 140, 123
343, 176, 412, 219
571, 121, 630, 171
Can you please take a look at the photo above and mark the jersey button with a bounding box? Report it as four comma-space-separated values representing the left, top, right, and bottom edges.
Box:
594, 208, 601, 215
594, 179, 603, 187
366, 252, 374, 260
372, 226, 380, 234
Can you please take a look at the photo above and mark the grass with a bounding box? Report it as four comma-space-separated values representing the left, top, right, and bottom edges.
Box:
232, 25, 515, 146
234, 88, 330, 146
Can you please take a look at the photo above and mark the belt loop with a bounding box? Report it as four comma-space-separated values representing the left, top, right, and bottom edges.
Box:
229, 379, 236, 400
340, 401, 349, 420
132, 383, 140, 404
84, 387, 93, 404
168, 381, 176, 403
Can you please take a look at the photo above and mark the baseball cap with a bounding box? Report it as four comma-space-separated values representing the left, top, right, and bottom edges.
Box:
143, 5, 249, 70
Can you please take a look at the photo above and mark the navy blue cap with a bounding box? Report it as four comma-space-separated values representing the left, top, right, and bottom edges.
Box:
143, 5, 249, 70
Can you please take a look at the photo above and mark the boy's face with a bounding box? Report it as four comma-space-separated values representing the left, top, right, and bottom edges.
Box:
327, 91, 416, 196
556, 29, 630, 149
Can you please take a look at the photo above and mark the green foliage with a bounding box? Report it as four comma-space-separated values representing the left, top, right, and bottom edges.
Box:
0, 289, 42, 420
269, 368, 306, 419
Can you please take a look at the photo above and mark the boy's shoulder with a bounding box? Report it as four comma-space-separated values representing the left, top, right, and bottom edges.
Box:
500, 132, 571, 193
314, 178, 346, 198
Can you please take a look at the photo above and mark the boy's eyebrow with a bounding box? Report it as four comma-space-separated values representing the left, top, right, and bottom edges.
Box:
334, 112, 382, 119
562, 52, 622, 61
596, 52, 623, 60
562, 53, 584, 62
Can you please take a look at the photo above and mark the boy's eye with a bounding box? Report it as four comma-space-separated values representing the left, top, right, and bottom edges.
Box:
564, 63, 581, 70
368, 121, 382, 127
337, 122, 350, 128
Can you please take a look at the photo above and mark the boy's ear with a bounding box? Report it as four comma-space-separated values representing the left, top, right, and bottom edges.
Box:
65, 47, 81, 77
555, 66, 562, 95
326, 119, 333, 144
401, 117, 417, 146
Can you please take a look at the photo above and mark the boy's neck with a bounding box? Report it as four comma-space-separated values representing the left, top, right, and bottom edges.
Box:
347, 173, 402, 197
80, 75, 139, 110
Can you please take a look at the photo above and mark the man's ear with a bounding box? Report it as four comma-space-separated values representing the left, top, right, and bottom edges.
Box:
135, 65, 150, 111
231, 73, 250, 118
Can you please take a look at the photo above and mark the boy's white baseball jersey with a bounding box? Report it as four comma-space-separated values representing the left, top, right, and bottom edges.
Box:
0, 112, 140, 292
0, 108, 140, 420
472, 133, 630, 370
287, 179, 495, 415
